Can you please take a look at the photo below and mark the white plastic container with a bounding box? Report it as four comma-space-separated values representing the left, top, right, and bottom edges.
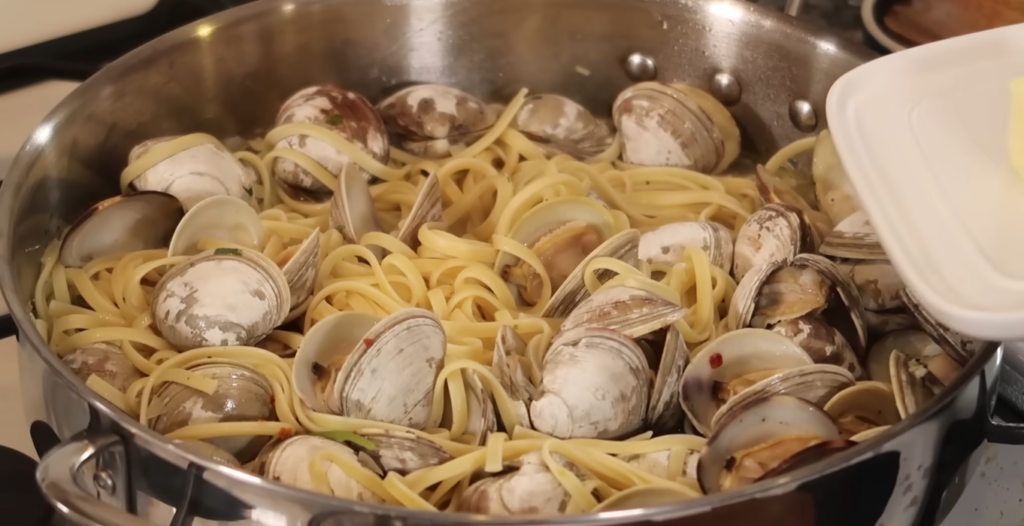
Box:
826, 23, 1024, 341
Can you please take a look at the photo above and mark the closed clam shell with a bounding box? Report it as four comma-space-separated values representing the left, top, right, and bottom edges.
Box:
669, 82, 741, 174
539, 229, 641, 319
770, 315, 864, 379
127, 137, 258, 211
697, 395, 840, 494
456, 451, 578, 516
329, 162, 384, 261
513, 94, 614, 160
899, 288, 986, 367
168, 195, 263, 257
812, 129, 862, 225
254, 435, 384, 502
277, 230, 322, 311
273, 85, 389, 191
292, 311, 381, 413
823, 381, 900, 439
649, 326, 690, 433
529, 327, 649, 439
62, 341, 144, 393
709, 364, 856, 432
355, 429, 453, 475
150, 362, 275, 463
491, 326, 534, 428
59, 192, 185, 268
448, 370, 497, 445
377, 84, 496, 159
866, 329, 962, 387
818, 211, 885, 260
611, 82, 725, 173
679, 328, 813, 436
834, 259, 904, 312
727, 260, 830, 333
639, 221, 734, 272
335, 308, 446, 429
890, 350, 945, 418
732, 203, 804, 283
395, 171, 443, 250
152, 248, 290, 351
559, 286, 685, 339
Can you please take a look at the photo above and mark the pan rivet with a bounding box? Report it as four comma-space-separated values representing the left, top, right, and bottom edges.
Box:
710, 73, 742, 106
788, 99, 818, 132
94, 470, 116, 494
624, 53, 658, 81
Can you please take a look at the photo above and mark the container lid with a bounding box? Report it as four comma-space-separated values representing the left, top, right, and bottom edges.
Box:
826, 22, 1024, 341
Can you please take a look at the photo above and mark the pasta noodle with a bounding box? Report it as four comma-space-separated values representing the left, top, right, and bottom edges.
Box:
29, 83, 816, 515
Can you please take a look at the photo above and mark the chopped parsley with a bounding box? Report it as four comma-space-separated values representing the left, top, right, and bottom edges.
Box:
325, 114, 344, 126
317, 430, 376, 450
335, 224, 347, 236
214, 248, 242, 256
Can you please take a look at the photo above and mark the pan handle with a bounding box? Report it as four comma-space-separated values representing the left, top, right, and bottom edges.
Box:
36, 432, 156, 526
986, 341, 1024, 444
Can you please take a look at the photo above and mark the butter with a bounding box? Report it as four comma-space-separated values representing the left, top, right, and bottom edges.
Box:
1012, 77, 1024, 179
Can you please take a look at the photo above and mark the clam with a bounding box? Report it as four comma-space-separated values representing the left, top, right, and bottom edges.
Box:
377, 84, 496, 159
493, 196, 638, 317
612, 82, 740, 174
529, 327, 650, 439
679, 329, 814, 436
638, 221, 734, 272
439, 370, 498, 445
769, 315, 863, 379
811, 129, 862, 225
890, 350, 946, 418
753, 165, 832, 247
753, 439, 857, 480
833, 259, 904, 312
491, 326, 535, 428
349, 429, 453, 475
149, 362, 275, 463
167, 195, 263, 257
863, 310, 920, 337
252, 435, 384, 502
727, 253, 868, 357
866, 329, 963, 387
513, 94, 614, 159
126, 136, 258, 211
152, 248, 291, 351
818, 211, 885, 260
622, 444, 703, 482
173, 439, 243, 468
292, 309, 446, 429
59, 192, 184, 268
556, 286, 690, 432
696, 395, 841, 494
272, 85, 389, 191
393, 171, 442, 250
732, 203, 808, 283
274, 230, 322, 311
456, 451, 581, 515
899, 288, 986, 367
62, 341, 144, 393
823, 381, 900, 439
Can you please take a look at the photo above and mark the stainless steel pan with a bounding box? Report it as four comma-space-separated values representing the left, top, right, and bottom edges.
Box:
2, 0, 1022, 525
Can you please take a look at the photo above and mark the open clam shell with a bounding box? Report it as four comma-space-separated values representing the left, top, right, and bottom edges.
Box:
648, 325, 691, 433
866, 329, 962, 387
329, 162, 384, 261
834, 259, 904, 312
152, 247, 291, 351
709, 364, 856, 432
440, 370, 498, 445
492, 326, 534, 428
754, 439, 857, 482
811, 129, 862, 226
276, 230, 321, 311
679, 328, 813, 436
732, 203, 805, 283
863, 310, 920, 337
294, 308, 446, 429
529, 327, 649, 439
168, 195, 263, 257
150, 362, 275, 463
253, 435, 384, 502
559, 286, 684, 338
769, 315, 864, 379
127, 137, 258, 210
513, 94, 614, 160
899, 288, 985, 367
539, 229, 641, 319
669, 82, 741, 174
639, 221, 734, 272
273, 85, 389, 191
62, 341, 144, 393
753, 165, 831, 247
890, 350, 946, 419
697, 395, 840, 494
377, 84, 496, 159
818, 211, 885, 260
352, 429, 453, 475
395, 171, 443, 250
59, 192, 184, 268
823, 381, 900, 439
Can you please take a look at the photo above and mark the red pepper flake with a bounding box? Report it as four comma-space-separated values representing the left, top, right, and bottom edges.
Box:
709, 352, 724, 369
276, 427, 294, 439
269, 395, 275, 405
362, 338, 375, 347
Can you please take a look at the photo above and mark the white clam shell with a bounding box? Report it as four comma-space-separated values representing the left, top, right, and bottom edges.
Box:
128, 137, 258, 211
639, 221, 734, 272
377, 84, 496, 159
834, 259, 904, 312
539, 229, 641, 319
679, 328, 813, 436
899, 288, 986, 367
492, 325, 534, 428
329, 162, 384, 261
559, 286, 685, 338
811, 129, 862, 225
623, 444, 703, 482
732, 203, 803, 283
278, 230, 322, 311
890, 350, 945, 419
529, 327, 649, 439
696, 395, 840, 494
513, 94, 614, 160
152, 248, 290, 351
457, 452, 576, 515
254, 435, 384, 502
292, 311, 381, 413
395, 171, 443, 251
770, 315, 864, 380
823, 381, 901, 439
866, 329, 962, 387
355, 428, 453, 475
818, 210, 885, 260
168, 195, 263, 257
649, 325, 690, 433
59, 192, 184, 268
62, 341, 144, 393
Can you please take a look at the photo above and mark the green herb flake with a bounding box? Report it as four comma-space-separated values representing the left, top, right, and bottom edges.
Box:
214, 248, 242, 256
335, 224, 347, 235
244, 186, 253, 196
325, 114, 344, 126
317, 430, 376, 450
